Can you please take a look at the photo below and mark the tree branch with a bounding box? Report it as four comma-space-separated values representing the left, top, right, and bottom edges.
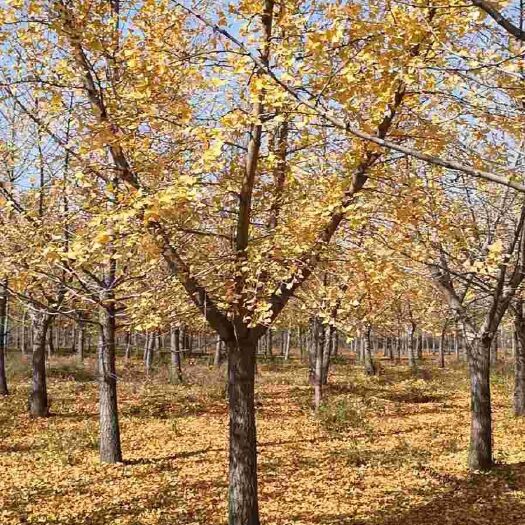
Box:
175, 1, 525, 192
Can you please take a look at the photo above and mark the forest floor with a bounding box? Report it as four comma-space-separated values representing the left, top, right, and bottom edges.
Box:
1, 353, 525, 525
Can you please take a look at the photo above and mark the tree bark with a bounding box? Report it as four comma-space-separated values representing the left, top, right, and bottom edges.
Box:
266, 330, 273, 359
142, 332, 150, 365
29, 312, 52, 417
363, 325, 376, 375
227, 338, 260, 525
358, 335, 365, 363
124, 331, 132, 360
308, 317, 318, 384
77, 319, 85, 363
47, 320, 55, 359
297, 326, 303, 359
491, 332, 499, 365
21, 309, 27, 356
438, 326, 446, 368
214, 334, 223, 367
170, 325, 183, 383
386, 336, 394, 361
514, 300, 525, 416
283, 328, 291, 361
313, 334, 323, 411
408, 323, 417, 368
98, 297, 122, 463
0, 279, 8, 396
467, 335, 493, 470
145, 330, 155, 375
321, 324, 333, 385
417, 332, 423, 359
332, 329, 339, 357
395, 336, 401, 363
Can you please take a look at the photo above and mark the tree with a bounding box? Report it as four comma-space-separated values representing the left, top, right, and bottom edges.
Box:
0, 278, 8, 396
5, 0, 525, 520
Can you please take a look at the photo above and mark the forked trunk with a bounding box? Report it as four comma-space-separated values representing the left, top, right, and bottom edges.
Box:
227, 338, 260, 525
29, 313, 52, 417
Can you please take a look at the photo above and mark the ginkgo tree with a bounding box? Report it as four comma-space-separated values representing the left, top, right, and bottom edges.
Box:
3, 1, 525, 524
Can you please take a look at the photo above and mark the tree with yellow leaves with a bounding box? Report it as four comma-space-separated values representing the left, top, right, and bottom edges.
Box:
4, 1, 525, 524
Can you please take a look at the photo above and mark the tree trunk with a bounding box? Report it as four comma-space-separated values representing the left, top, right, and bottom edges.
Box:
491, 332, 498, 365
21, 310, 27, 356
0, 279, 8, 396
313, 331, 323, 411
308, 318, 318, 384
124, 331, 132, 360
227, 338, 260, 525
180, 326, 187, 358
363, 325, 376, 375
358, 335, 365, 363
321, 324, 333, 385
283, 328, 291, 361
170, 326, 183, 383
98, 299, 122, 463
387, 337, 394, 361
332, 329, 339, 357
142, 332, 149, 364
266, 330, 273, 359
145, 331, 155, 375
438, 326, 446, 369
214, 334, 223, 367
77, 320, 85, 363
297, 326, 303, 359
514, 300, 525, 416
467, 335, 493, 470
47, 320, 55, 359
29, 313, 52, 417
408, 324, 417, 368
188, 333, 193, 356
395, 336, 401, 363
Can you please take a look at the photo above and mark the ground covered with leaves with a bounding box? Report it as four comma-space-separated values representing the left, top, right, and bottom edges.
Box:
1, 355, 525, 525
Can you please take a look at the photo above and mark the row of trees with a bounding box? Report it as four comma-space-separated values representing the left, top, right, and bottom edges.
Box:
2, 1, 525, 523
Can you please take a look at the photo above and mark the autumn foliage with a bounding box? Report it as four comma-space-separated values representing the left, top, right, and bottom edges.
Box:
2, 0, 525, 524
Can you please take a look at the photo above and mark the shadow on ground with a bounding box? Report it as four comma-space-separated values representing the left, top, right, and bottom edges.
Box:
289, 461, 525, 525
